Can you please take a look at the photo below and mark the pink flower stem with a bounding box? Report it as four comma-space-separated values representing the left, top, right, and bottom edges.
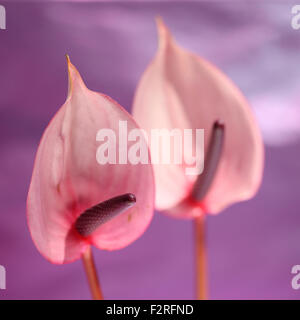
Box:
195, 215, 208, 300
82, 246, 104, 300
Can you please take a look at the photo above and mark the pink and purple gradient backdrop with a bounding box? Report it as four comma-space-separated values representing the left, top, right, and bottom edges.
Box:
1, 1, 300, 299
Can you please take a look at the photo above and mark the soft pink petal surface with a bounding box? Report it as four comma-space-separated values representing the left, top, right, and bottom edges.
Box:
132, 19, 264, 218
27, 59, 154, 264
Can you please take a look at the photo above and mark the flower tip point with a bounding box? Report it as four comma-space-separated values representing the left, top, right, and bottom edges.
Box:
155, 15, 163, 27
65, 54, 74, 73
155, 16, 170, 47
155, 16, 167, 32
213, 120, 225, 130
65, 54, 73, 70
126, 193, 136, 204
65, 54, 75, 98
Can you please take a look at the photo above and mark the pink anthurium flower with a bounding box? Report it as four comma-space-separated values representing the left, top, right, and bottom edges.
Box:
27, 56, 154, 299
133, 18, 264, 218
132, 18, 264, 299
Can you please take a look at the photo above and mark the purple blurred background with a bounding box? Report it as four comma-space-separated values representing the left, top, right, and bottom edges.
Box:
1, 1, 300, 299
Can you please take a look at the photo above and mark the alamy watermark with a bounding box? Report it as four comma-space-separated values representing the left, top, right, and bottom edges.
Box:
291, 5, 300, 29
0, 5, 5, 30
96, 120, 204, 176
291, 265, 300, 290
0, 265, 5, 290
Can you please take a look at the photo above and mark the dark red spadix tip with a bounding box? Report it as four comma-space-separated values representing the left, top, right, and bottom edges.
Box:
75, 193, 136, 237
191, 120, 225, 202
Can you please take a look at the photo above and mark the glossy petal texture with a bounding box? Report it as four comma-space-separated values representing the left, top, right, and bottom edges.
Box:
132, 19, 264, 218
27, 58, 154, 264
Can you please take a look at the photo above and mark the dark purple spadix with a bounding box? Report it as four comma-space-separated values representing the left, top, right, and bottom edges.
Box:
191, 121, 225, 202
75, 193, 136, 237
